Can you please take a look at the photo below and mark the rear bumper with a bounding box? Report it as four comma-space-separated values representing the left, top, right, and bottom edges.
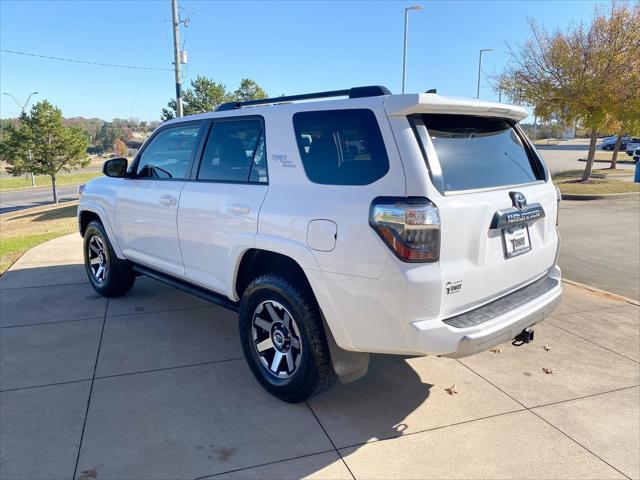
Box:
410, 265, 562, 357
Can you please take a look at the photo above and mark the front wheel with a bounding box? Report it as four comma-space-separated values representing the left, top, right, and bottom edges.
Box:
239, 273, 336, 403
83, 220, 135, 297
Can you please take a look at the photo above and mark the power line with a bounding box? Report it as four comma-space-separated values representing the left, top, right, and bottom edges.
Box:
0, 49, 173, 71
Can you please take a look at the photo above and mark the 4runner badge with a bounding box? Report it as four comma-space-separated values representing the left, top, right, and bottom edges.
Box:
272, 154, 296, 168
445, 281, 462, 295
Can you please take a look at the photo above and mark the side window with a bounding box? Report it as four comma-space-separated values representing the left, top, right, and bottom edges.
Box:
197, 118, 265, 183
136, 124, 202, 179
293, 109, 389, 185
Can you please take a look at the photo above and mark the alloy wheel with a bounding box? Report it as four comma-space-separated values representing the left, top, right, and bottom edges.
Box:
251, 300, 303, 379
87, 235, 108, 283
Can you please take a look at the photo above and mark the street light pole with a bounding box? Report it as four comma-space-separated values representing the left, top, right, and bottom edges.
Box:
476, 48, 491, 99
3, 91, 38, 113
402, 5, 423, 94
3, 91, 39, 186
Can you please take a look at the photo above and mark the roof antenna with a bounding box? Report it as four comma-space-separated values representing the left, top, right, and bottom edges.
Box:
425, 88, 437, 94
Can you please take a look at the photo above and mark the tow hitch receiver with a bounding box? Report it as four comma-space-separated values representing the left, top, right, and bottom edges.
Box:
512, 328, 535, 346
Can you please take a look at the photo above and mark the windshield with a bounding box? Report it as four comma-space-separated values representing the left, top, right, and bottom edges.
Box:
411, 114, 544, 192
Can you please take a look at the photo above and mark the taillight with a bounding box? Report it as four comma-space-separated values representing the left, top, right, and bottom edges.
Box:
369, 197, 440, 262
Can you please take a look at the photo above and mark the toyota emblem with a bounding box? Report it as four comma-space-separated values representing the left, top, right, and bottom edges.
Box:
510, 192, 527, 210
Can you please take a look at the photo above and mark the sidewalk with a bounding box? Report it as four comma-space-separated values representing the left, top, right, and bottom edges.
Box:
1, 234, 638, 480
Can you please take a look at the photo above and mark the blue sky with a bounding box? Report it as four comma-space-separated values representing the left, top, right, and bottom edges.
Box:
0, 0, 603, 121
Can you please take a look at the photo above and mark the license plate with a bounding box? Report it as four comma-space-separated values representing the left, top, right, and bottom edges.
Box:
502, 225, 531, 258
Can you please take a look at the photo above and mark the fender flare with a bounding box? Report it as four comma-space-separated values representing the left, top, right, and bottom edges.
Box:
78, 204, 125, 259
242, 234, 357, 353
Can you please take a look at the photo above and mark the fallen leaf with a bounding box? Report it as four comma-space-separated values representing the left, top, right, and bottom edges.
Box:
445, 384, 458, 395
542, 367, 554, 374
489, 347, 502, 354
543, 344, 551, 351
79, 468, 98, 480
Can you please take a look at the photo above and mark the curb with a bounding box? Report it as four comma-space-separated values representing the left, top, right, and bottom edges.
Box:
561, 278, 640, 306
561, 192, 640, 201
578, 158, 637, 165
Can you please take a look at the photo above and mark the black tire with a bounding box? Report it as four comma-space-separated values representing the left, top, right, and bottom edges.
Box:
239, 273, 336, 403
83, 220, 135, 297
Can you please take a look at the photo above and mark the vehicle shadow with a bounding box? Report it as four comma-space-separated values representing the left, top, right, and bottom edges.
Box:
2, 262, 433, 479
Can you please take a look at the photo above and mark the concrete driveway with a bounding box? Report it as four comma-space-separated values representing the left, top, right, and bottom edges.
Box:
1, 234, 639, 480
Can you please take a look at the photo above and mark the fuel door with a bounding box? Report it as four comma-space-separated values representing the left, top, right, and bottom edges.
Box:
307, 219, 337, 252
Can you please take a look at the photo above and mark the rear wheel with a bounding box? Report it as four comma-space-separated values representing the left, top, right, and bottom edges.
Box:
83, 220, 135, 297
239, 273, 336, 403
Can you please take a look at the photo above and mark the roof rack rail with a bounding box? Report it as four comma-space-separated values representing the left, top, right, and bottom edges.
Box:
215, 85, 391, 112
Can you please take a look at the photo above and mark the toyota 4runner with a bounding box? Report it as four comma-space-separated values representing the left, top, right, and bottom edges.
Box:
78, 86, 562, 403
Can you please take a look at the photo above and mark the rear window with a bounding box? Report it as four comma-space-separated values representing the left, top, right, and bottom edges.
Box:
293, 109, 389, 185
412, 114, 543, 192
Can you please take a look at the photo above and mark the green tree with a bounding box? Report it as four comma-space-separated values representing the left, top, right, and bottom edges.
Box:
0, 100, 89, 203
233, 78, 268, 102
161, 76, 268, 120
161, 76, 230, 120
95, 122, 119, 153
495, 2, 639, 181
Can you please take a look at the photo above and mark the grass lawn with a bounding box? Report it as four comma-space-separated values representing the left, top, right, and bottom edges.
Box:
0, 204, 78, 273
552, 168, 633, 181
0, 172, 102, 191
556, 179, 640, 195
580, 151, 636, 162
553, 168, 639, 195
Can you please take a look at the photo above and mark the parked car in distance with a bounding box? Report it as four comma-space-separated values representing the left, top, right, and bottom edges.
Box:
601, 135, 639, 151
625, 139, 640, 156
77, 86, 562, 402
633, 147, 639, 162
601, 136, 625, 150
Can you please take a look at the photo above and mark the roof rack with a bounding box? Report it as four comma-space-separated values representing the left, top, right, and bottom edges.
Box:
215, 85, 391, 112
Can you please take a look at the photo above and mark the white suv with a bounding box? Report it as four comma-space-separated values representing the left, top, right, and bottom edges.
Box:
78, 86, 562, 402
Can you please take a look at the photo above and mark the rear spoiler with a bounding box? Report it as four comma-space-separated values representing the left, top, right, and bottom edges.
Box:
384, 93, 528, 122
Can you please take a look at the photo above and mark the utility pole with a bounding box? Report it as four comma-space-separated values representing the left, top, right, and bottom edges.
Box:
171, 0, 184, 117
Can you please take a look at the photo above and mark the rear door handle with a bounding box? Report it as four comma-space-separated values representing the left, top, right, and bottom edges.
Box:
229, 203, 251, 215
159, 194, 178, 207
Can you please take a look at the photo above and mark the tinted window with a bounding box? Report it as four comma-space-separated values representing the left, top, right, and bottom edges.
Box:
415, 114, 541, 192
248, 134, 267, 183
198, 119, 264, 183
293, 109, 389, 185
136, 124, 201, 179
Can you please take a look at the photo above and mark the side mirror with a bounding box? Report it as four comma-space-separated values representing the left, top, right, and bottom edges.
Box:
103, 158, 128, 178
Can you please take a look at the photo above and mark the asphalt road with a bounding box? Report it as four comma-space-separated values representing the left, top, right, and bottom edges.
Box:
537, 138, 636, 174
0, 185, 79, 213
558, 196, 640, 301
